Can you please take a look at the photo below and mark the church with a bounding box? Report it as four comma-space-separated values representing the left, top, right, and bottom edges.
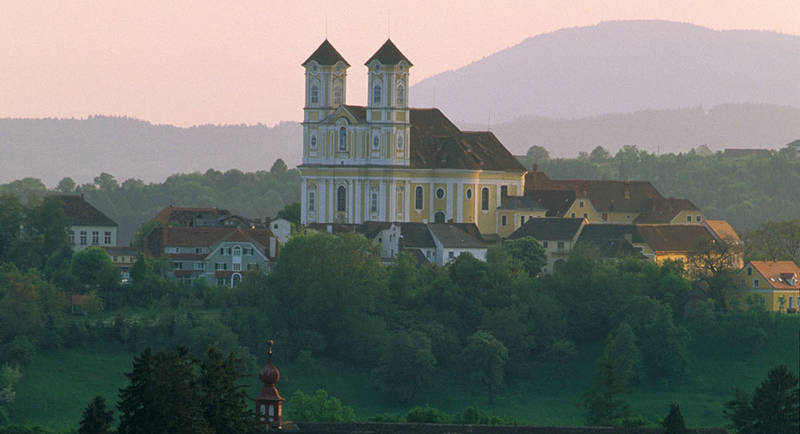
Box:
299, 39, 527, 237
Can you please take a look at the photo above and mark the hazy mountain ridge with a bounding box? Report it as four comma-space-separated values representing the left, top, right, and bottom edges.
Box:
411, 20, 800, 125
3, 103, 798, 185
0, 116, 302, 185
480, 103, 800, 157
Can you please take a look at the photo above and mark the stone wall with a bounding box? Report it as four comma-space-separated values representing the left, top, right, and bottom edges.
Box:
285, 422, 729, 434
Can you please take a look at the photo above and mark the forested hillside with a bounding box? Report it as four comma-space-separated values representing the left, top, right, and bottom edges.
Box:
523, 144, 800, 230
2, 144, 799, 244
0, 161, 300, 245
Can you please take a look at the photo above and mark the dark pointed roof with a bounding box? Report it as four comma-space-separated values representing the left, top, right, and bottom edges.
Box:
365, 39, 413, 66
302, 39, 349, 67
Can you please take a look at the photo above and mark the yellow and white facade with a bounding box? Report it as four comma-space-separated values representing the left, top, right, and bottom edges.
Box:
299, 39, 526, 236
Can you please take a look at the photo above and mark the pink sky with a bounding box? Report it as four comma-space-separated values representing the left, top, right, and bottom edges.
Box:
1, 0, 797, 126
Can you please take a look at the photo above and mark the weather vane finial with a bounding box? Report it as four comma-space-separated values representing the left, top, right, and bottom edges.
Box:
268, 339, 274, 357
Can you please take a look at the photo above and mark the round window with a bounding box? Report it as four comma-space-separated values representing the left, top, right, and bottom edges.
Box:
436, 188, 445, 199
466, 188, 472, 200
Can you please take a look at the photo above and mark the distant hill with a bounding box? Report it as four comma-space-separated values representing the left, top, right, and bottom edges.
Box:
0, 116, 302, 186
410, 20, 800, 125
481, 103, 800, 157
3, 103, 799, 185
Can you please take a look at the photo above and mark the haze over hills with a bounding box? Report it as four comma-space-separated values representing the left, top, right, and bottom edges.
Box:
410, 20, 800, 125
3, 20, 800, 185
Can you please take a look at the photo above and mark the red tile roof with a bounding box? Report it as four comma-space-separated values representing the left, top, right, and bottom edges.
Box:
152, 206, 227, 227
705, 220, 741, 243
59, 194, 117, 226
144, 226, 276, 259
635, 197, 700, 223
748, 261, 800, 290
636, 224, 714, 252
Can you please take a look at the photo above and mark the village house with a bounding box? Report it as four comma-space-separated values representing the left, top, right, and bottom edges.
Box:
740, 260, 800, 312
143, 226, 279, 287
60, 194, 118, 251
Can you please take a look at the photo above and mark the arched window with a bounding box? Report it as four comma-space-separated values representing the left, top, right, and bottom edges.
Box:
372, 135, 380, 150
481, 187, 489, 210
373, 84, 382, 105
338, 127, 347, 152
337, 186, 346, 212
232, 274, 242, 287
233, 246, 241, 256
434, 212, 445, 223
415, 186, 423, 210
308, 190, 316, 212
397, 134, 404, 149
397, 84, 405, 106
310, 85, 319, 105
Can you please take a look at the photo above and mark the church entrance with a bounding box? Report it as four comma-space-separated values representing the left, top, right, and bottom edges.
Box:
434, 212, 446, 223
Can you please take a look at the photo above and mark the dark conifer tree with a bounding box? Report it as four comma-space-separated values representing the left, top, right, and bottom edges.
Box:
725, 364, 799, 434
662, 403, 687, 434
118, 347, 158, 434
199, 348, 255, 433
78, 396, 114, 434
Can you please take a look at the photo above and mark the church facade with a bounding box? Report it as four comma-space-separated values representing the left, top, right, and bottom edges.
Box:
299, 39, 526, 236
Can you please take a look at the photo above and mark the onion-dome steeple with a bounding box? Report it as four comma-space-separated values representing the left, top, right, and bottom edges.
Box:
255, 340, 284, 428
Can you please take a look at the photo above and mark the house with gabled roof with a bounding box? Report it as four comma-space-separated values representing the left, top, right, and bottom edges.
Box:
60, 194, 118, 251
143, 226, 279, 287
636, 224, 715, 270
741, 260, 800, 312
576, 224, 649, 261
507, 217, 587, 273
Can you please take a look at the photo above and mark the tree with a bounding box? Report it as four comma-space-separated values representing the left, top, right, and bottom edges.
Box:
662, 403, 688, 434
502, 237, 547, 277
373, 330, 436, 402
270, 158, 288, 175
724, 365, 799, 434
118, 347, 212, 434
461, 331, 508, 405
689, 238, 743, 276
56, 177, 77, 193
78, 396, 114, 434
94, 173, 119, 192
743, 220, 800, 264
275, 202, 300, 224
0, 363, 22, 424
199, 348, 254, 434
606, 322, 641, 387
285, 389, 356, 422
406, 405, 450, 423
70, 247, 119, 292
525, 145, 550, 165
581, 330, 631, 426
590, 146, 611, 163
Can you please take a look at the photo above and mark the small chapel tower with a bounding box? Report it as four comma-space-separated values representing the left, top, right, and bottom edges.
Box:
365, 39, 412, 165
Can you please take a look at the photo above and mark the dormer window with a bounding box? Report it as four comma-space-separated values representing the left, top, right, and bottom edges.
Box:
373, 84, 382, 104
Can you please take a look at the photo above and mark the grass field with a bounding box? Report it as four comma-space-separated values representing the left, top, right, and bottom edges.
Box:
9, 325, 799, 430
